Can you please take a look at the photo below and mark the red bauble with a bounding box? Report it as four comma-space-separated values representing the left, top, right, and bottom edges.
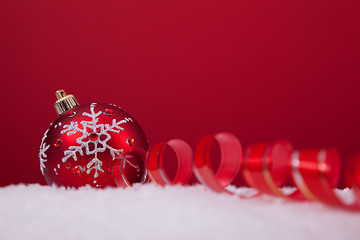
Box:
39, 96, 149, 188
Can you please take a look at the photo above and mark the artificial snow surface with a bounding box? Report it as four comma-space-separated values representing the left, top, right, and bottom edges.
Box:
0, 184, 360, 240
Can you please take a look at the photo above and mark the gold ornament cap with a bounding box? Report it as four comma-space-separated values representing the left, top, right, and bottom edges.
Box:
54, 90, 79, 115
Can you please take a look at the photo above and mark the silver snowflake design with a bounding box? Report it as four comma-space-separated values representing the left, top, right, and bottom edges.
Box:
61, 103, 133, 178
39, 129, 50, 175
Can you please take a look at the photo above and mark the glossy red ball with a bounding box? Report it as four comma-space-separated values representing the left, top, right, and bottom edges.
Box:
39, 103, 149, 188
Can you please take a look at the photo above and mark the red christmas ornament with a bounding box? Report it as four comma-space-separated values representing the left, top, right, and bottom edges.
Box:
39, 90, 149, 188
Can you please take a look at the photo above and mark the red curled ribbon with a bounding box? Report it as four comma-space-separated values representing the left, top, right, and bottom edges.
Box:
113, 148, 148, 188
291, 149, 360, 209
355, 159, 360, 203
114, 132, 360, 210
243, 140, 303, 199
147, 139, 193, 186
193, 132, 243, 194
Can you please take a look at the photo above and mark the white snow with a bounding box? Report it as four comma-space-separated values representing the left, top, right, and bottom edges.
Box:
0, 184, 359, 240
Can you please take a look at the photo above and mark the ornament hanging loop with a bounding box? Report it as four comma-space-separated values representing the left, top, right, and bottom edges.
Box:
54, 89, 79, 115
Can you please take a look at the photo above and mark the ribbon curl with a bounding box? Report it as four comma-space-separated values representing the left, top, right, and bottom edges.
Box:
114, 132, 360, 210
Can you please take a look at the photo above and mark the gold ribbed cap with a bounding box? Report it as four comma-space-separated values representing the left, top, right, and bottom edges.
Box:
54, 90, 79, 115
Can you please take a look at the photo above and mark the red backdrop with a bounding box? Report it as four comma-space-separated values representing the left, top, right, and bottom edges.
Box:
1, 0, 359, 186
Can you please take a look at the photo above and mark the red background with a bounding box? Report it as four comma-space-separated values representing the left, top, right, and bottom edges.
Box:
1, 0, 359, 187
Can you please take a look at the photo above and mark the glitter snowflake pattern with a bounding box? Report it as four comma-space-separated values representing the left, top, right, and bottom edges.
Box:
39, 129, 50, 175
61, 103, 133, 178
